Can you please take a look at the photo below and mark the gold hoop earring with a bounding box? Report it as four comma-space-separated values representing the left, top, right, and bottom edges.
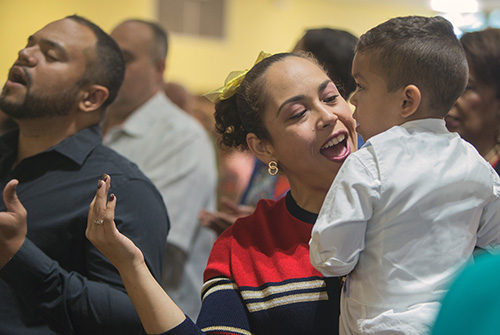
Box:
268, 160, 278, 176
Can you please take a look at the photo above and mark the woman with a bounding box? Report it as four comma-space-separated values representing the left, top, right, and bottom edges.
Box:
86, 52, 357, 334
445, 28, 500, 173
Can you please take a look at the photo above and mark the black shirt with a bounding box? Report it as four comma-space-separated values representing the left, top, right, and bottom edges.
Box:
0, 125, 169, 335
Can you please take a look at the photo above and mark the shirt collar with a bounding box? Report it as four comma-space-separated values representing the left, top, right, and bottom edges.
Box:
0, 124, 102, 168
285, 191, 318, 224
400, 118, 448, 133
54, 124, 102, 166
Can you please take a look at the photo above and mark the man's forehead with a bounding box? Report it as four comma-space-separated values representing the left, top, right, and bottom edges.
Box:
34, 18, 96, 50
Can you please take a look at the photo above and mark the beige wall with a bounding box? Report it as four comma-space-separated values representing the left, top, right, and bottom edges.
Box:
0, 0, 432, 95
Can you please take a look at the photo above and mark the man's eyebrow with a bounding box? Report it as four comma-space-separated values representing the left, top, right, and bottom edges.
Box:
27, 35, 68, 58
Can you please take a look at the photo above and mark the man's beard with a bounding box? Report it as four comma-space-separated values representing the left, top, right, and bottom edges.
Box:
0, 84, 80, 120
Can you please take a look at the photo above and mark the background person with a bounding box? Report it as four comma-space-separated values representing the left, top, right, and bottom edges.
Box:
431, 252, 500, 334
293, 27, 358, 100
103, 19, 218, 319
445, 28, 500, 174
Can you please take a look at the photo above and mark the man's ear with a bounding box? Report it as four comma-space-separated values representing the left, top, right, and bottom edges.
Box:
400, 84, 421, 118
79, 85, 109, 113
247, 132, 276, 165
156, 59, 166, 74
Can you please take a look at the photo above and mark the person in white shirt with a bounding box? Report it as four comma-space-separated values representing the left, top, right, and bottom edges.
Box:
103, 19, 217, 319
309, 15, 500, 335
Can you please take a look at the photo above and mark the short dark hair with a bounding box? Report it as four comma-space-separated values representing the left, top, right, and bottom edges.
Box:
122, 19, 169, 63
66, 15, 125, 111
296, 28, 358, 98
460, 28, 500, 99
356, 15, 468, 116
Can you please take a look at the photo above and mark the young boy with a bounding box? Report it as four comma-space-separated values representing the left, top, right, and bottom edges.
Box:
309, 16, 500, 335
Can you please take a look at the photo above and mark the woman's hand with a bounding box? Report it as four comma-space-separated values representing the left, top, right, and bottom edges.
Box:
86, 174, 186, 334
86, 174, 145, 272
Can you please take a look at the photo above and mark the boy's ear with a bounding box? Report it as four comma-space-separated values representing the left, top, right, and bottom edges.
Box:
79, 85, 109, 113
400, 84, 421, 118
247, 132, 276, 165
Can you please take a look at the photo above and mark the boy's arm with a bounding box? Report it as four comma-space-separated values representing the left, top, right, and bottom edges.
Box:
310, 152, 380, 277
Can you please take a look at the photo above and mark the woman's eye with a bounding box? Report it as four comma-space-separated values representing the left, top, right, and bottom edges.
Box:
290, 110, 307, 120
356, 83, 363, 90
324, 94, 339, 103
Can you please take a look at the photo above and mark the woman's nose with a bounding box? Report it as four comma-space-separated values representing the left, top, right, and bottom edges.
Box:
317, 105, 338, 129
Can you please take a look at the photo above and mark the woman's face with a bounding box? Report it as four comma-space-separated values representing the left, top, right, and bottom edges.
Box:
259, 56, 357, 195
445, 71, 500, 151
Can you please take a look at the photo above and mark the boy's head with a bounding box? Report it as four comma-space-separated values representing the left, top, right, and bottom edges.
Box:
350, 16, 468, 140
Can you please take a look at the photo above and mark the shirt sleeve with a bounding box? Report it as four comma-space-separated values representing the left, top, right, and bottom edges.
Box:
310, 150, 381, 277
0, 178, 168, 335
476, 167, 500, 252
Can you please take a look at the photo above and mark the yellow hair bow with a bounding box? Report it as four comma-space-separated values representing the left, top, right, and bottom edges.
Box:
205, 51, 272, 103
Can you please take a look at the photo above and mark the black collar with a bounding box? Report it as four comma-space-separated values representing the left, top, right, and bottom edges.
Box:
285, 191, 318, 224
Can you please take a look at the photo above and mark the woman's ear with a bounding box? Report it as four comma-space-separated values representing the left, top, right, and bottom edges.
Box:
400, 84, 421, 118
246, 133, 276, 164
79, 85, 109, 113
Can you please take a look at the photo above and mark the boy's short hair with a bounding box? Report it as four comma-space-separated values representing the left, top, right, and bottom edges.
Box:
355, 16, 468, 117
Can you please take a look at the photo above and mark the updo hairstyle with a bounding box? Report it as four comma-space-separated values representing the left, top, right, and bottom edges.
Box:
214, 52, 296, 151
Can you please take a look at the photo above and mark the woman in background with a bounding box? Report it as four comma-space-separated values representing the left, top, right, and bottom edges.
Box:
445, 28, 500, 173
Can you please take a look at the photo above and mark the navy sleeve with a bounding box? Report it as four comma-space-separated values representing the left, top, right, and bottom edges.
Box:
0, 239, 144, 334
156, 277, 252, 335
163, 316, 204, 335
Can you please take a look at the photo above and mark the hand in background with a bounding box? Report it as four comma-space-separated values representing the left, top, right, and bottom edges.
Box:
199, 197, 254, 236
0, 179, 27, 268
86, 174, 144, 272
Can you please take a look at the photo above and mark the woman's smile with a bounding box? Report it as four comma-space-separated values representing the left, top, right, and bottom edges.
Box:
320, 130, 351, 162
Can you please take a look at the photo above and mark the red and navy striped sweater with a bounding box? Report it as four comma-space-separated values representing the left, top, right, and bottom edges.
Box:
166, 192, 340, 335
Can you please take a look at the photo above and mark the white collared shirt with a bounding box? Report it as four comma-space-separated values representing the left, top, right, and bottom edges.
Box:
105, 91, 217, 318
310, 119, 500, 334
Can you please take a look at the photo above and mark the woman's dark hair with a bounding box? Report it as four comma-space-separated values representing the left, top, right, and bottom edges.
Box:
295, 28, 358, 99
214, 52, 308, 151
460, 28, 500, 99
